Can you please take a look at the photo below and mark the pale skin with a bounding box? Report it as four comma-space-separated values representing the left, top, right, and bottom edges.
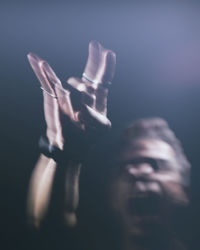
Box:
27, 41, 116, 228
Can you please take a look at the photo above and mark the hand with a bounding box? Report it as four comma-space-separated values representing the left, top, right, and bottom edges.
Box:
27, 41, 116, 153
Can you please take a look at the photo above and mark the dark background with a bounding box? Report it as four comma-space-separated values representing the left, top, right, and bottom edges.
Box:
1, 0, 200, 249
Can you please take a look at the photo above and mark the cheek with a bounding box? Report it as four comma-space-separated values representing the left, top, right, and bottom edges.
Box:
109, 176, 132, 213
154, 170, 182, 183
154, 175, 189, 206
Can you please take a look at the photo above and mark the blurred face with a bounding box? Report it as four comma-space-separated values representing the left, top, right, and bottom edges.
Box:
110, 138, 188, 238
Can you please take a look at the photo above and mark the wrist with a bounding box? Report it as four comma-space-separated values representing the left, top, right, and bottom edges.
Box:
46, 130, 64, 150
39, 136, 82, 165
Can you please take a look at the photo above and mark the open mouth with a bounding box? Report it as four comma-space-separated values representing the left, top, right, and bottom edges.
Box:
128, 193, 162, 217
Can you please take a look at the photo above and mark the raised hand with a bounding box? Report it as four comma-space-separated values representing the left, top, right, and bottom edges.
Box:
65, 40, 116, 129
28, 41, 116, 150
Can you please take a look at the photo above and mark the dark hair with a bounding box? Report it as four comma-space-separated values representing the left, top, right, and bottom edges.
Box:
118, 117, 191, 187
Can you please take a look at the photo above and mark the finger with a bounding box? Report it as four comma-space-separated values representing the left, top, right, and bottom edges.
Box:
67, 77, 88, 93
92, 50, 116, 114
80, 104, 111, 129
83, 41, 116, 86
39, 58, 83, 127
83, 40, 101, 83
93, 50, 116, 114
28, 53, 64, 147
43, 94, 64, 148
94, 49, 116, 85
94, 86, 108, 115
27, 53, 59, 95
54, 84, 79, 123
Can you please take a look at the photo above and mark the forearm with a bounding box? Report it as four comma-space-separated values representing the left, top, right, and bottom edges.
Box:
27, 154, 57, 227
27, 153, 82, 228
63, 161, 82, 227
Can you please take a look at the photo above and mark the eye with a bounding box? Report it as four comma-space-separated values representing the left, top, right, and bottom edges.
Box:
155, 159, 171, 171
145, 158, 160, 171
125, 157, 160, 171
118, 158, 168, 173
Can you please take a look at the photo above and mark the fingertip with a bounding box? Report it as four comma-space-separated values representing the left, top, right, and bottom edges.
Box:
27, 52, 34, 59
89, 40, 101, 51
67, 77, 74, 85
84, 105, 112, 128
27, 53, 35, 63
106, 50, 116, 65
27, 53, 32, 60
27, 52, 42, 63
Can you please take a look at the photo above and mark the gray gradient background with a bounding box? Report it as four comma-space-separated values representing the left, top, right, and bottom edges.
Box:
1, 1, 200, 249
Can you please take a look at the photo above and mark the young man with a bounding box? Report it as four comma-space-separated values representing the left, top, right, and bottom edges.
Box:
110, 118, 190, 250
27, 41, 191, 250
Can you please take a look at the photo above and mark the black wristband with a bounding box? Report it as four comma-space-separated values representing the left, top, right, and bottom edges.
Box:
38, 136, 83, 164
38, 136, 66, 164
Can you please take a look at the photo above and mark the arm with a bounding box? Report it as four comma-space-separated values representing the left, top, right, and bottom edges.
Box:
27, 41, 116, 228
27, 155, 57, 228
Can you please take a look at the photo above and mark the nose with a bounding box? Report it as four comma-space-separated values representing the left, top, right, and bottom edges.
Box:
127, 163, 154, 178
